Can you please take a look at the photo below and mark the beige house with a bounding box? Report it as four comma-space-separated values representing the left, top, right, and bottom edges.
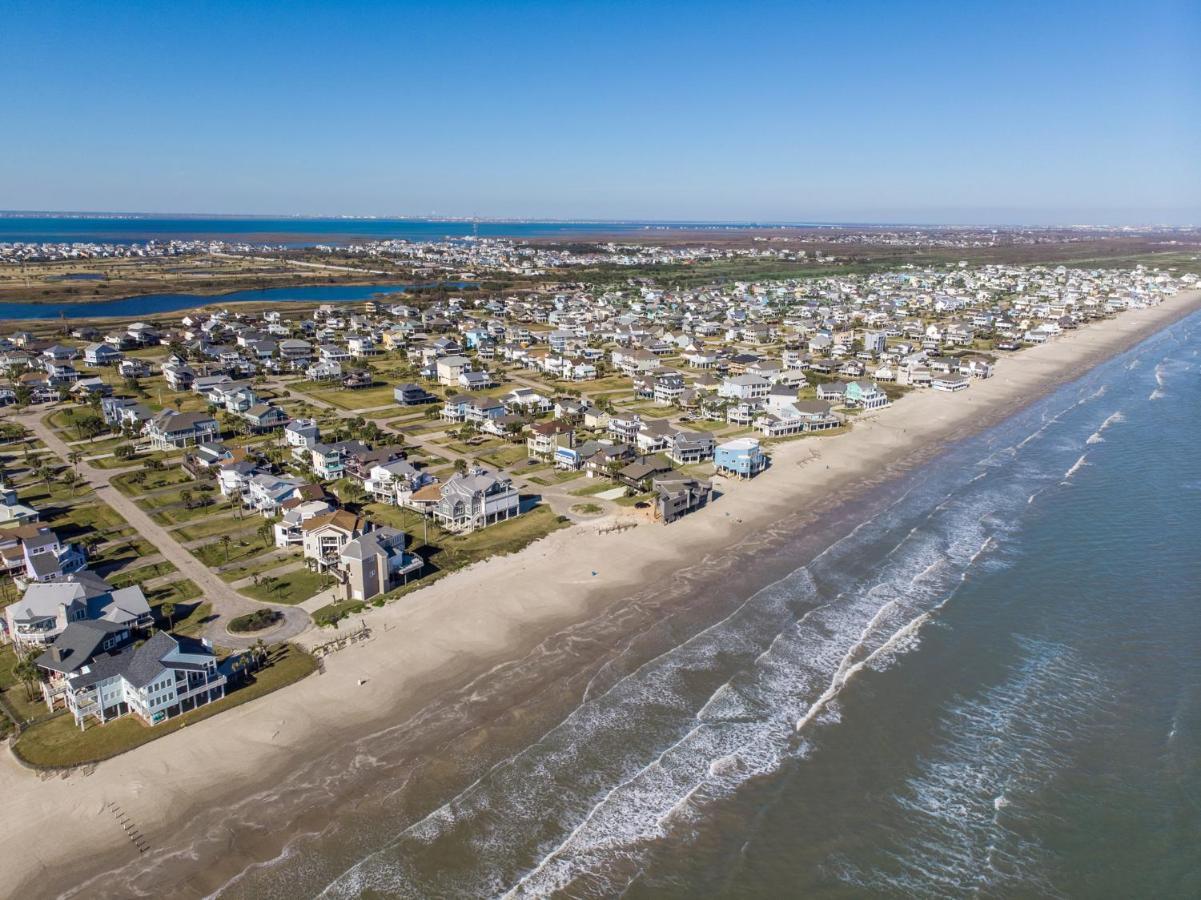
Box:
301, 510, 366, 571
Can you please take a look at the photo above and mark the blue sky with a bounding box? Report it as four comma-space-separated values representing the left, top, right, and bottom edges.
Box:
3, 0, 1198, 224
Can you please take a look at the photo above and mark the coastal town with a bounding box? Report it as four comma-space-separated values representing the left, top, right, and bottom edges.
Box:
0, 256, 1193, 767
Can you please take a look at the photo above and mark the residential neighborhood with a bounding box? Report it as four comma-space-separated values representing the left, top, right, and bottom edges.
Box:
0, 258, 1193, 765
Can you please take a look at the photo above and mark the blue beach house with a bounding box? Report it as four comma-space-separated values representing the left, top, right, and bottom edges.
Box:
714, 437, 767, 480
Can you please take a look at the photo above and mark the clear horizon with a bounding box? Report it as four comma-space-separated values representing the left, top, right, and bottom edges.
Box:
2, 210, 1197, 229
3, 0, 1199, 225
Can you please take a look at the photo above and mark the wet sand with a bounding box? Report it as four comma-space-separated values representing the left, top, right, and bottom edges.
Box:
4, 289, 1200, 898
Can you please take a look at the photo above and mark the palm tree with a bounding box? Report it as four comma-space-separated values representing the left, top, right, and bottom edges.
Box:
14, 652, 40, 703
219, 534, 233, 562
67, 450, 81, 471
161, 602, 177, 631
61, 469, 81, 497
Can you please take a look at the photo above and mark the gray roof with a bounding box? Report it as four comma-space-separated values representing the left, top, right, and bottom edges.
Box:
36, 620, 129, 675
340, 526, 406, 561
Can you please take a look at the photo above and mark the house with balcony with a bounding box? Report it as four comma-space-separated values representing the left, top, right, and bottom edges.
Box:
143, 410, 221, 450
45, 630, 225, 730
273, 498, 337, 548
338, 527, 424, 601
3, 574, 151, 648
162, 357, 195, 391
364, 459, 433, 505
441, 393, 505, 424
242, 403, 290, 433
84, 342, 124, 366
347, 334, 381, 358
714, 437, 768, 479
718, 374, 771, 401
527, 421, 575, 460
435, 354, 472, 386
431, 468, 521, 532
0, 524, 87, 585
653, 474, 713, 524
243, 473, 312, 514
394, 382, 436, 406
667, 430, 715, 465
308, 440, 368, 480
301, 510, 367, 571
844, 380, 889, 410
306, 359, 343, 381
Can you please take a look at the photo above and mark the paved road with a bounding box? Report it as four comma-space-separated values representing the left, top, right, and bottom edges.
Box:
9, 408, 311, 648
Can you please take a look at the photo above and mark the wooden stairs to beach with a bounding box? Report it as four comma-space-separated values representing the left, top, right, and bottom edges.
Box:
102, 801, 150, 855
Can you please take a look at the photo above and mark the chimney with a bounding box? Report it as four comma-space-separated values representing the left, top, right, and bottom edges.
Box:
50, 644, 63, 663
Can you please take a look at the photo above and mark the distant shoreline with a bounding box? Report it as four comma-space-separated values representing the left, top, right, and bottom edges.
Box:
7, 289, 1200, 898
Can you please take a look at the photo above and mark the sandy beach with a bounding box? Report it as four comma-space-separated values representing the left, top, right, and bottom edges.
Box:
3, 289, 1200, 898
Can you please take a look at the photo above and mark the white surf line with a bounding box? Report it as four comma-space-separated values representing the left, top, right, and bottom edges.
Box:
795, 529, 995, 735
1086, 409, 1125, 444
315, 562, 831, 894
320, 469, 981, 894
1015, 383, 1106, 451
504, 607, 846, 895
1062, 454, 1088, 481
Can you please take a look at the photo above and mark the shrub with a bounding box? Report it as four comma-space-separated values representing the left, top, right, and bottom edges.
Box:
229, 609, 283, 633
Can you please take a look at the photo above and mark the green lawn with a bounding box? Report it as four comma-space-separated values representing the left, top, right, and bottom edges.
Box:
0, 645, 50, 726
218, 551, 296, 584
111, 467, 196, 496
172, 601, 214, 637
294, 382, 399, 410
13, 643, 318, 768
475, 443, 528, 468
194, 535, 269, 569
146, 578, 203, 610
109, 560, 177, 588
240, 567, 331, 604
150, 495, 236, 526
173, 513, 255, 542
569, 480, 613, 497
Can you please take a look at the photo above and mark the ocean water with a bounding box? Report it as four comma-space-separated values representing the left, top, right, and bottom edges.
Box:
0, 217, 774, 247
60, 309, 1201, 899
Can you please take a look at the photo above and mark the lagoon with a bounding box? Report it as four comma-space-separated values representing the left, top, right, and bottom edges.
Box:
0, 282, 435, 320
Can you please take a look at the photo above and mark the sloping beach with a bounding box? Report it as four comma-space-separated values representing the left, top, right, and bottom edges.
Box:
4, 290, 1200, 897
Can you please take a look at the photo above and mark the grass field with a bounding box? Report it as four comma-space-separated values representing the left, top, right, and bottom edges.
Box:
240, 567, 331, 604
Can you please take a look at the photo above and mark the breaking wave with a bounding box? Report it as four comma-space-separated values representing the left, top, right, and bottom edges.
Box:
831, 637, 1107, 898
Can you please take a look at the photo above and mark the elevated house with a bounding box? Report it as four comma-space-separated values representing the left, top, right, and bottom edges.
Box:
394, 383, 437, 406
338, 527, 424, 601
3, 574, 151, 648
301, 510, 367, 572
143, 410, 220, 450
527, 421, 575, 461
667, 430, 716, 465
431, 468, 520, 532
41, 629, 225, 730
653, 474, 712, 524
714, 437, 768, 479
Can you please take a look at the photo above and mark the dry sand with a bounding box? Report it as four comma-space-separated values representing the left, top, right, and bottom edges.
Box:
3, 290, 1199, 895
